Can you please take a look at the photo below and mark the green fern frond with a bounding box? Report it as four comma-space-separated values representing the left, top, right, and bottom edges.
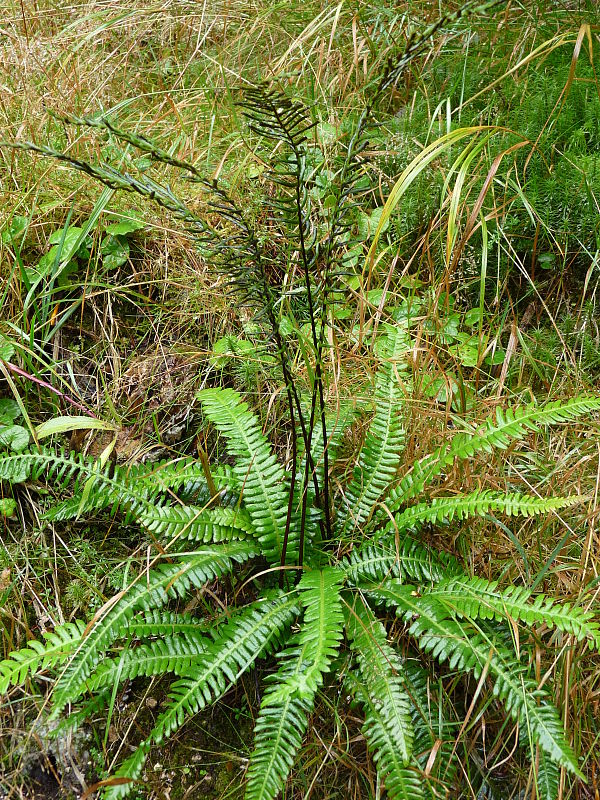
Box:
198, 388, 292, 564
387, 489, 584, 532
401, 659, 456, 789
535, 750, 560, 800
344, 535, 461, 585
392, 395, 600, 505
134, 504, 254, 544
0, 620, 85, 693
244, 571, 344, 800
84, 634, 208, 693
126, 610, 214, 640
246, 691, 311, 800
371, 584, 581, 776
341, 326, 409, 536
51, 541, 256, 714
0, 447, 105, 489
346, 674, 424, 800
102, 594, 299, 799
346, 595, 413, 765
424, 576, 600, 647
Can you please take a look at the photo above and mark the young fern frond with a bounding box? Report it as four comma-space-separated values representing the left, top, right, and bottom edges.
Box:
385, 489, 584, 533
345, 595, 414, 765
103, 594, 299, 800
391, 395, 600, 506
198, 388, 292, 564
51, 541, 256, 714
341, 326, 410, 537
424, 576, 600, 647
0, 620, 85, 693
370, 584, 581, 775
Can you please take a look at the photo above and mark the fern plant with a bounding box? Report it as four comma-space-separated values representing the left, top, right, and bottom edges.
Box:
1, 361, 599, 799
1, 2, 599, 798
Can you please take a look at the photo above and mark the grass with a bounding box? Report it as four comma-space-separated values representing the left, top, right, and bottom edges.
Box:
1, 1, 599, 798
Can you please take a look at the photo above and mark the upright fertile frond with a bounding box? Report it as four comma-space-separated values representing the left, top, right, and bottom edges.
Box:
103, 595, 299, 800
345, 595, 414, 766
198, 388, 292, 563
424, 576, 600, 648
0, 621, 85, 693
341, 326, 410, 537
371, 583, 581, 775
241, 87, 315, 149
386, 489, 584, 533
344, 535, 461, 586
391, 395, 600, 506
51, 541, 256, 714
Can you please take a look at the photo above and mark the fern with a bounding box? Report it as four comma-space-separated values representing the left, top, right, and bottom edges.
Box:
0, 620, 85, 693
83, 634, 208, 693
51, 541, 256, 714
423, 576, 600, 647
370, 583, 582, 775
344, 536, 461, 585
198, 388, 291, 564
341, 326, 409, 536
391, 395, 600, 506
1, 4, 598, 795
385, 489, 584, 532
346, 595, 414, 766
103, 594, 299, 799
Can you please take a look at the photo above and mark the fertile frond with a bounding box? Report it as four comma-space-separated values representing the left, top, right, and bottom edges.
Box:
103, 594, 299, 799
0, 621, 85, 693
51, 541, 256, 714
424, 576, 600, 648
344, 535, 461, 586
84, 634, 208, 693
371, 583, 581, 775
386, 489, 584, 532
341, 326, 410, 536
346, 595, 413, 766
198, 388, 292, 563
241, 86, 315, 149
392, 395, 600, 505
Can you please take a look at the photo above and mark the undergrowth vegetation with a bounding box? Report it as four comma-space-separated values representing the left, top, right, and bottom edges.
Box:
1, 1, 599, 799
